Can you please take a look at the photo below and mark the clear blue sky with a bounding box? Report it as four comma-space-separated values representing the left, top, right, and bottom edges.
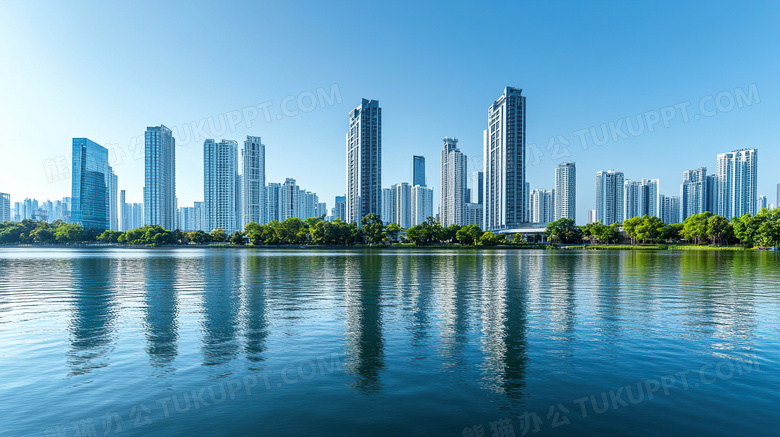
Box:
1, 0, 778, 224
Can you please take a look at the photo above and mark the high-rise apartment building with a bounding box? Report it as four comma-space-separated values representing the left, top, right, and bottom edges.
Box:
333, 196, 347, 221
483, 87, 527, 231
144, 125, 176, 230
265, 183, 281, 223
392, 182, 412, 229
587, 209, 597, 224
470, 171, 484, 205
120, 190, 132, 231
660, 195, 681, 224
757, 195, 767, 211
413, 155, 426, 187
0, 193, 10, 222
411, 185, 433, 227
554, 162, 576, 221
346, 99, 381, 224
71, 138, 114, 231
203, 139, 239, 233
595, 170, 624, 225
242, 136, 266, 226
716, 148, 758, 218
381, 188, 393, 224
440, 137, 467, 227
681, 167, 708, 220
530, 189, 555, 224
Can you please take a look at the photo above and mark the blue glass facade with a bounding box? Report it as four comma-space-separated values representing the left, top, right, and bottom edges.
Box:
413, 155, 425, 187
71, 138, 111, 231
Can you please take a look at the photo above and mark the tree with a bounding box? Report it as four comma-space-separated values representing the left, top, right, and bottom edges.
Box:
707, 215, 730, 246
97, 230, 122, 243
545, 218, 581, 244
512, 233, 526, 244
732, 213, 763, 246
405, 217, 443, 246
229, 231, 245, 245
455, 224, 482, 245
54, 223, 84, 243
635, 215, 664, 243
361, 213, 385, 244
479, 231, 498, 246
757, 219, 780, 247
210, 227, 227, 243
659, 223, 683, 242
682, 212, 711, 244
187, 230, 211, 244
622, 216, 643, 244
440, 224, 461, 244
385, 223, 402, 243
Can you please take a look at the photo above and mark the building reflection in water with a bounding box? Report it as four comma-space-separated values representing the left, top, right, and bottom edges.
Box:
200, 254, 242, 369
143, 256, 179, 371
545, 253, 578, 359
67, 257, 117, 376
407, 255, 434, 352
593, 253, 622, 342
479, 253, 527, 399
679, 252, 757, 359
343, 255, 385, 394
438, 254, 474, 369
242, 254, 269, 369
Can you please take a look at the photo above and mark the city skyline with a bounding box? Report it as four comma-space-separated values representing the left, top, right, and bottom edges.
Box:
3, 3, 778, 226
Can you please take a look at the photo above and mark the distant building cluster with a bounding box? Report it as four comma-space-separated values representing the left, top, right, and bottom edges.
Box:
2, 88, 771, 232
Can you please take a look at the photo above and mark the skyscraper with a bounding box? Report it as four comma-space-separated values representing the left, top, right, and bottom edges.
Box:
595, 170, 624, 225
109, 170, 118, 230
757, 195, 767, 211
470, 171, 484, 205
242, 136, 266, 226
411, 185, 433, 227
413, 155, 426, 187
777, 183, 780, 209
660, 195, 681, 224
203, 139, 239, 233
484, 87, 526, 231
333, 195, 347, 221
530, 189, 554, 224
381, 188, 393, 224
440, 137, 467, 227
554, 162, 576, 221
71, 138, 113, 231
131, 203, 144, 230
280, 178, 300, 221
716, 148, 758, 218
346, 99, 382, 224
639, 178, 660, 218
681, 167, 707, 220
265, 183, 281, 223
120, 190, 132, 231
392, 182, 412, 229
0, 193, 10, 222
144, 125, 176, 230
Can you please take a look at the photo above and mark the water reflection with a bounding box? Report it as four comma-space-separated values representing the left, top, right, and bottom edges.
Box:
242, 255, 269, 369
479, 253, 528, 398
200, 254, 242, 369
144, 256, 179, 370
545, 254, 578, 358
67, 257, 117, 376
344, 255, 385, 394
438, 254, 473, 369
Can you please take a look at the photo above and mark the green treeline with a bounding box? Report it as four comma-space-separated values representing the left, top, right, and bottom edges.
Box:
0, 214, 525, 247
549, 207, 780, 247
5, 208, 780, 248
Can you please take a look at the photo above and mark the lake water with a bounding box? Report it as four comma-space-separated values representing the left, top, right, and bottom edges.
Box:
1, 248, 778, 436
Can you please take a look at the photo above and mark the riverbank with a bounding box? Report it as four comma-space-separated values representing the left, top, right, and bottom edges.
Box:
575, 244, 752, 251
